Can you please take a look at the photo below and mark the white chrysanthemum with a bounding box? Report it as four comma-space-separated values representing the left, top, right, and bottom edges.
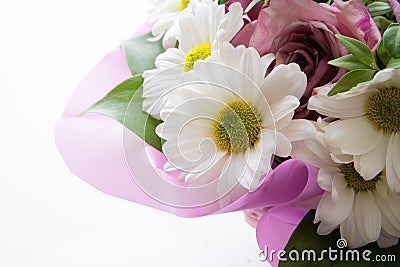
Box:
147, 0, 210, 49
156, 42, 315, 190
309, 69, 400, 192
292, 120, 400, 249
143, 2, 244, 119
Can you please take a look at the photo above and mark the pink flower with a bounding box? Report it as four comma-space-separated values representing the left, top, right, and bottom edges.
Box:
232, 0, 381, 119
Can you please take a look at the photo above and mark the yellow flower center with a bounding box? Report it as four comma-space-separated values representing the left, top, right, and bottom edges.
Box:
212, 100, 262, 154
179, 0, 190, 11
366, 87, 400, 133
183, 43, 212, 72
339, 163, 380, 192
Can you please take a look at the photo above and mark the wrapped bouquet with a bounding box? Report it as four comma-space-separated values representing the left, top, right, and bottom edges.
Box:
56, 0, 400, 265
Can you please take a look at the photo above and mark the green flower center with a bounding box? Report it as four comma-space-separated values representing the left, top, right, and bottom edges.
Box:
212, 100, 262, 154
366, 87, 400, 133
339, 163, 380, 192
179, 0, 190, 11
183, 43, 211, 72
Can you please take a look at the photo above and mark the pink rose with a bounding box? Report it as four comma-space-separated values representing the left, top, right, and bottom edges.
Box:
232, 0, 381, 119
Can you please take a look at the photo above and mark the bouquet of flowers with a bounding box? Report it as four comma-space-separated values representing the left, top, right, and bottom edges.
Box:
56, 0, 400, 265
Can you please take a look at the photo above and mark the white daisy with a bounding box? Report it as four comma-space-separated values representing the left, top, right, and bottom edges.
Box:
308, 69, 400, 192
143, 2, 244, 119
155, 42, 314, 190
292, 120, 400, 249
147, 0, 210, 49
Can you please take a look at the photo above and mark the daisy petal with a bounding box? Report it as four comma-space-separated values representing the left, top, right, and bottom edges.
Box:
386, 134, 400, 192
354, 191, 381, 243
308, 87, 372, 118
280, 119, 316, 142
274, 131, 292, 158
317, 167, 337, 192
261, 63, 307, 105
317, 222, 337, 235
375, 190, 400, 237
353, 134, 388, 180
377, 232, 399, 248
319, 175, 354, 226
341, 126, 383, 155
325, 117, 379, 155
341, 211, 369, 248
270, 95, 299, 130
240, 47, 264, 88
331, 173, 346, 201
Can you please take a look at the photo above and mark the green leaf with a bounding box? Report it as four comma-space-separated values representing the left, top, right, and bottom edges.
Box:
373, 16, 396, 34
335, 34, 378, 69
124, 87, 163, 151
84, 75, 163, 151
218, 0, 230, 4
387, 58, 400, 68
121, 32, 165, 75
328, 69, 376, 96
328, 55, 370, 71
383, 25, 400, 59
367, 2, 392, 17
377, 40, 391, 66
280, 210, 400, 266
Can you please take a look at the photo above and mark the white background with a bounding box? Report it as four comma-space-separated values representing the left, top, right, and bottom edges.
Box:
0, 1, 267, 266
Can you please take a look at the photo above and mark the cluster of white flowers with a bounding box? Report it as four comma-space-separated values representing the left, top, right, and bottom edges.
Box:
293, 69, 400, 248
144, 0, 400, 249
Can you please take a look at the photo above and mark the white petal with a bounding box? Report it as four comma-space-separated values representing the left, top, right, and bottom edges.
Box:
330, 152, 353, 164
341, 126, 383, 155
354, 191, 382, 243
246, 131, 274, 174
152, 14, 175, 37
261, 63, 307, 105
291, 133, 335, 169
214, 2, 244, 49
317, 222, 338, 235
331, 173, 346, 201
340, 211, 369, 248
375, 178, 389, 199
319, 176, 354, 226
162, 24, 180, 49
369, 68, 400, 89
353, 134, 388, 180
386, 133, 400, 192
260, 53, 275, 75
210, 42, 246, 70
269, 95, 299, 130
280, 119, 316, 142
155, 48, 186, 68
183, 60, 252, 102
179, 15, 200, 52
184, 151, 227, 184
308, 87, 371, 118
239, 47, 264, 88
216, 156, 239, 194
377, 231, 399, 248
274, 131, 292, 158
325, 117, 380, 154
375, 189, 400, 237
317, 167, 338, 192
